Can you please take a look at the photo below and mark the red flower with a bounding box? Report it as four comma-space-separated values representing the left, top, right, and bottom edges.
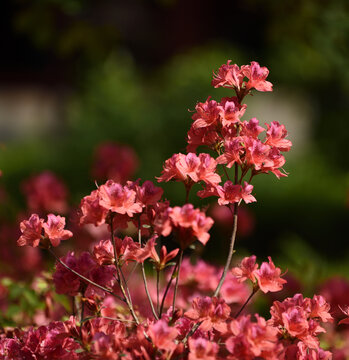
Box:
98, 180, 142, 216
43, 214, 73, 247
241, 61, 273, 92
185, 296, 231, 333
255, 257, 286, 293
17, 214, 43, 247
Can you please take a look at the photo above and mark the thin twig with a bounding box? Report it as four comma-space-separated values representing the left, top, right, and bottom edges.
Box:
156, 270, 160, 314
213, 163, 239, 297
213, 202, 238, 297
110, 218, 140, 325
138, 221, 159, 320
49, 248, 124, 302
234, 287, 259, 318
159, 261, 178, 317
172, 249, 184, 316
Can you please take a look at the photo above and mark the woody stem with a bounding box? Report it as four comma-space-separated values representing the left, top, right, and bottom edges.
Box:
234, 287, 259, 318
213, 163, 239, 297
159, 261, 178, 317
172, 249, 184, 316
137, 222, 159, 320
110, 218, 140, 325
49, 248, 125, 303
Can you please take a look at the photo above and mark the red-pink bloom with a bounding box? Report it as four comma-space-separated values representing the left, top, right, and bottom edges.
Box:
93, 239, 115, 265
157, 153, 221, 186
136, 180, 163, 206
212, 61, 244, 89
43, 214, 73, 247
226, 314, 279, 359
309, 295, 333, 323
217, 181, 241, 205
146, 236, 179, 271
79, 189, 108, 226
255, 257, 286, 293
188, 337, 219, 360
218, 96, 247, 126
166, 204, 214, 248
241, 61, 273, 92
241, 118, 265, 138
192, 97, 220, 129
92, 142, 139, 184
21, 171, 68, 214
282, 306, 309, 338
186, 124, 219, 153
265, 121, 292, 152
245, 137, 273, 170
217, 181, 256, 205
17, 214, 43, 247
98, 180, 142, 216
185, 296, 231, 333
147, 319, 178, 352
157, 153, 188, 183
216, 138, 244, 168
231, 255, 258, 283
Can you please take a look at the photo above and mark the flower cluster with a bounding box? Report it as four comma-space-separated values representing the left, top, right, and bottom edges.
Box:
18, 213, 72, 248
3, 59, 338, 359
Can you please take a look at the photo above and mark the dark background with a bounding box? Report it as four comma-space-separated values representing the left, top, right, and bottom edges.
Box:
0, 0, 348, 277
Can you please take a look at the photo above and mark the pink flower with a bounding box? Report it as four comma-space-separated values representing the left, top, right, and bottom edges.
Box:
98, 180, 142, 216
226, 314, 279, 359
147, 319, 178, 352
157, 153, 221, 186
93, 239, 115, 265
217, 181, 256, 205
216, 138, 244, 168
218, 96, 247, 126
185, 296, 231, 333
255, 257, 286, 293
17, 214, 43, 247
79, 189, 108, 226
212, 61, 244, 89
43, 214, 73, 247
146, 236, 179, 271
231, 255, 258, 283
167, 204, 214, 248
241, 118, 265, 138
188, 337, 219, 360
136, 180, 163, 206
265, 121, 292, 152
191, 97, 220, 129
186, 125, 219, 153
241, 61, 273, 92
217, 181, 241, 205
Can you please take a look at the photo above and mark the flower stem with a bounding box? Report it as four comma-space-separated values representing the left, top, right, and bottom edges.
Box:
213, 163, 239, 297
110, 218, 140, 325
234, 287, 259, 318
213, 201, 238, 297
49, 248, 125, 303
159, 261, 178, 317
138, 223, 159, 320
172, 249, 184, 316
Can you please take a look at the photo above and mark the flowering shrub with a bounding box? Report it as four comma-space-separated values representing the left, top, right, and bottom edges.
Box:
0, 60, 342, 359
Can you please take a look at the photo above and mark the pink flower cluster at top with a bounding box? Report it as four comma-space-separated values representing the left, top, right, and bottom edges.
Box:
158, 60, 292, 208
